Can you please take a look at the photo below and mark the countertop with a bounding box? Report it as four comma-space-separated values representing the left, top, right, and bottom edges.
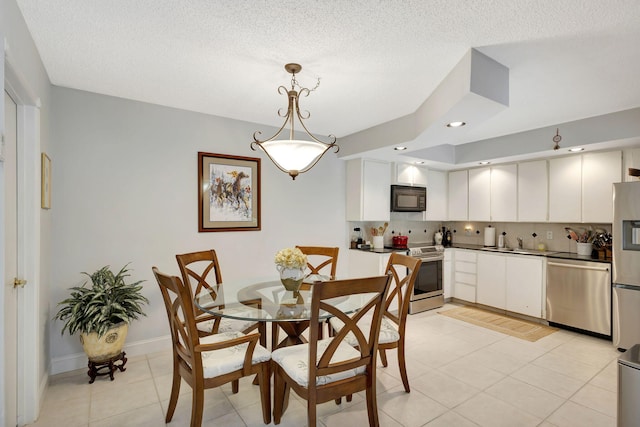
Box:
350, 242, 611, 264
450, 243, 611, 264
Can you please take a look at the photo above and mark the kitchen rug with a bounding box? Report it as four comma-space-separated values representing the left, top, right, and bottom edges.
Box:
438, 306, 558, 342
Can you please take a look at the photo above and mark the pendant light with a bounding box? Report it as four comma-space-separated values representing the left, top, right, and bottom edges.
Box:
251, 63, 338, 180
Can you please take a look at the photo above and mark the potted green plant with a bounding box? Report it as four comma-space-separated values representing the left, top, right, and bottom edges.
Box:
54, 264, 149, 363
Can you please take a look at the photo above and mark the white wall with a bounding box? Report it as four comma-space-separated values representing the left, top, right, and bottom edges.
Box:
49, 87, 347, 372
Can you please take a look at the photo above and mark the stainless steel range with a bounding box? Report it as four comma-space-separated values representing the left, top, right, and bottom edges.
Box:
407, 244, 445, 314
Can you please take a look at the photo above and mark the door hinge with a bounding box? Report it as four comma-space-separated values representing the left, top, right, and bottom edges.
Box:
13, 278, 27, 288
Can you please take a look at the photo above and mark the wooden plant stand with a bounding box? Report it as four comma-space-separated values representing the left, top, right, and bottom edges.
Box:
87, 351, 127, 384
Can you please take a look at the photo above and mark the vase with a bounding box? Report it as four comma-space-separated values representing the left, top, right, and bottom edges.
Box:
277, 265, 305, 292
80, 322, 128, 363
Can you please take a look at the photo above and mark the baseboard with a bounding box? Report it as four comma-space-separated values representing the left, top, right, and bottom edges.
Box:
50, 334, 172, 375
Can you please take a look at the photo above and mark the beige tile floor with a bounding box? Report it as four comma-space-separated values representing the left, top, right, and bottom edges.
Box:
29, 304, 620, 426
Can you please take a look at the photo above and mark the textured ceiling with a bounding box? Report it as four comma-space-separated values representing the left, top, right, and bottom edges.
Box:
15, 0, 640, 165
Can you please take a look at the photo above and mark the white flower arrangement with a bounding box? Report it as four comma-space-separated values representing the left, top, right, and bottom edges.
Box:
274, 247, 308, 269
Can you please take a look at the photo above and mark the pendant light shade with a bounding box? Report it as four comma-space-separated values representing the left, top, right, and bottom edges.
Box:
251, 63, 338, 180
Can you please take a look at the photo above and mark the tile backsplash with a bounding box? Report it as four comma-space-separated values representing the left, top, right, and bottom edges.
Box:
350, 217, 611, 253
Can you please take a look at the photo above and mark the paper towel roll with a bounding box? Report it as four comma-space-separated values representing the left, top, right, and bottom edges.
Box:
484, 227, 496, 247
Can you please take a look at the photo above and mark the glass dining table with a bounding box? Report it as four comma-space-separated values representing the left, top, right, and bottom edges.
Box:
194, 276, 373, 349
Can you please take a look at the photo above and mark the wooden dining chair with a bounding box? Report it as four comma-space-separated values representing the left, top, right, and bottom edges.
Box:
272, 274, 392, 427
272, 246, 339, 350
176, 249, 266, 347
296, 246, 339, 280
329, 252, 421, 393
152, 267, 272, 426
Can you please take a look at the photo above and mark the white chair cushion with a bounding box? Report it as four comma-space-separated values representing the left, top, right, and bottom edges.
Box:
196, 314, 259, 335
329, 315, 400, 346
271, 338, 365, 387
199, 331, 271, 378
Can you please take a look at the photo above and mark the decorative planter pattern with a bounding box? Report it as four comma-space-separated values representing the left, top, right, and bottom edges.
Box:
80, 322, 129, 363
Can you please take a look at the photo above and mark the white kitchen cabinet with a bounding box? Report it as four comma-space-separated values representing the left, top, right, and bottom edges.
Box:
506, 255, 544, 318
549, 155, 582, 223
468, 167, 491, 221
347, 250, 391, 277
424, 169, 447, 221
346, 158, 391, 221
448, 170, 468, 221
453, 249, 476, 303
582, 151, 621, 223
491, 164, 518, 222
394, 162, 428, 186
518, 160, 548, 222
477, 252, 506, 309
443, 248, 453, 299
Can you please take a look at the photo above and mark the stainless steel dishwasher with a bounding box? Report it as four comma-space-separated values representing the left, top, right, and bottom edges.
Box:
546, 258, 611, 336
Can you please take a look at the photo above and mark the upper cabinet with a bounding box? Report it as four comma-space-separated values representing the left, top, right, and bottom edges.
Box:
468, 167, 491, 221
393, 162, 428, 186
518, 160, 548, 222
346, 158, 391, 221
549, 151, 622, 223
448, 170, 468, 221
490, 164, 518, 222
549, 155, 582, 222
424, 169, 447, 221
582, 151, 621, 223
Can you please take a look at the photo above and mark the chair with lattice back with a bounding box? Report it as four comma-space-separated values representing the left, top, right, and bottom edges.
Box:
152, 267, 271, 426
271, 246, 339, 349
329, 251, 421, 393
176, 249, 265, 345
272, 274, 392, 426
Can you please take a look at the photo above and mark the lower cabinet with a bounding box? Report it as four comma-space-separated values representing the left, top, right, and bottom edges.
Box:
443, 248, 453, 299
477, 253, 506, 309
453, 249, 477, 303
347, 250, 391, 277
476, 252, 544, 318
506, 256, 544, 318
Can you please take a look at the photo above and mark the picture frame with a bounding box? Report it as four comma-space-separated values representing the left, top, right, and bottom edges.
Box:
41, 153, 51, 209
198, 152, 261, 232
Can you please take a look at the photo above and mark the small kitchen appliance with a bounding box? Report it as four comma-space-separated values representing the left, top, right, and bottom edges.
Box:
392, 234, 409, 248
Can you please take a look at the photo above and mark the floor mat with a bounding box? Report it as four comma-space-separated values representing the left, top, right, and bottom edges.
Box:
439, 306, 558, 342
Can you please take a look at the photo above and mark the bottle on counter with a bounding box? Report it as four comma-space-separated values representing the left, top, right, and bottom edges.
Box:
444, 228, 452, 246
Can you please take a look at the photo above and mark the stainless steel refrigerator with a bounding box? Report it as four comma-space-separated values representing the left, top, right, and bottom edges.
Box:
613, 182, 640, 351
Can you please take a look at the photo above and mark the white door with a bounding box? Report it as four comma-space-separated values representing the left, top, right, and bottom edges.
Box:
4, 90, 19, 427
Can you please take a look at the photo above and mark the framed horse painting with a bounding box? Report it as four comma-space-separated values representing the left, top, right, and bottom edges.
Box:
198, 152, 261, 232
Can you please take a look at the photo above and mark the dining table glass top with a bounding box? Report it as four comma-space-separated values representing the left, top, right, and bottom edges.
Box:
194, 278, 374, 323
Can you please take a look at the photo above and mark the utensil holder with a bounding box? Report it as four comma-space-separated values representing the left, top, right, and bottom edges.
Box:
373, 236, 384, 249
576, 242, 593, 256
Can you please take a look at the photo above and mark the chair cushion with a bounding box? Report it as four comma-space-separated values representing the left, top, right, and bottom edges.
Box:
329, 315, 400, 346
199, 331, 271, 378
271, 338, 365, 387
196, 314, 259, 335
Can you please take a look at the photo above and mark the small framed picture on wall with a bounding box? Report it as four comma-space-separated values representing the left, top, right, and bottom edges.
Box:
41, 153, 51, 209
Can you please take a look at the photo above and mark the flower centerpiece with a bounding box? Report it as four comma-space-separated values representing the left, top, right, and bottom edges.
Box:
274, 247, 308, 292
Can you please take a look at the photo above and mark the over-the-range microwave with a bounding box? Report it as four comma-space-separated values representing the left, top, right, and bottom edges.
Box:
390, 185, 426, 212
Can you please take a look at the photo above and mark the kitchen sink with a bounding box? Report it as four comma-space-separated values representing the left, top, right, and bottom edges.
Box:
479, 247, 558, 256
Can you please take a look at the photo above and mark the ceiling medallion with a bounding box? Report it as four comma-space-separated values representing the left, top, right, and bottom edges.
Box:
251, 63, 338, 180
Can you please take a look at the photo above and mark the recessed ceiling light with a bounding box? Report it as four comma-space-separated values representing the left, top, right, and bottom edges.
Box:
394, 146, 407, 151
479, 161, 491, 165
568, 147, 584, 152
446, 121, 466, 128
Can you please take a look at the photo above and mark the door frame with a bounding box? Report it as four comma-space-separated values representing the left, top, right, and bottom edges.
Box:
2, 39, 42, 426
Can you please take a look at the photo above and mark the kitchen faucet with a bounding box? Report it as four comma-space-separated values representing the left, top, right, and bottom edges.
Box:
517, 236, 523, 249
